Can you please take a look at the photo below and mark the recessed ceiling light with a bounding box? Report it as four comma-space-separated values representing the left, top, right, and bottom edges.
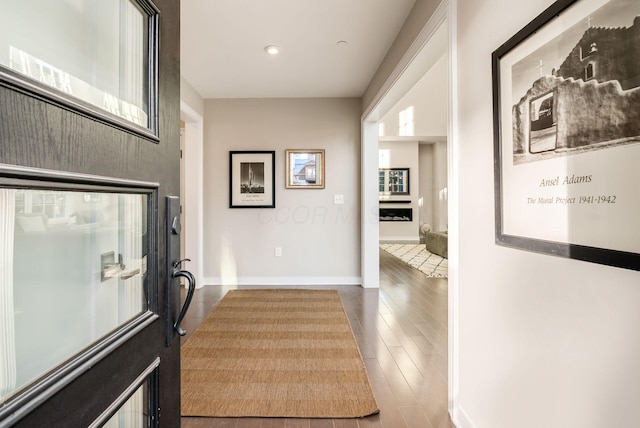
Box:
336, 40, 348, 47
265, 45, 279, 55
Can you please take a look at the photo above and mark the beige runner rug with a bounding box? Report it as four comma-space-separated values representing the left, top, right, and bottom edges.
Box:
181, 289, 379, 418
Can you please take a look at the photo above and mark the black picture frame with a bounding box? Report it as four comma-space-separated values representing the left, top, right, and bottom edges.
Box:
492, 0, 640, 271
378, 168, 410, 196
229, 151, 276, 208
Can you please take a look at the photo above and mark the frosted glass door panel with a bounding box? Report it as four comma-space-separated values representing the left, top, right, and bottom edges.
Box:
0, 189, 148, 403
0, 0, 149, 127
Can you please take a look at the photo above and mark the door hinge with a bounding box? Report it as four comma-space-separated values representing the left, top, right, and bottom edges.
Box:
180, 149, 183, 158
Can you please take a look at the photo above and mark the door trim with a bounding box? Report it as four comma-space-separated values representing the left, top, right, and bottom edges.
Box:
88, 357, 161, 428
0, 314, 158, 426
179, 101, 204, 288
0, 163, 159, 189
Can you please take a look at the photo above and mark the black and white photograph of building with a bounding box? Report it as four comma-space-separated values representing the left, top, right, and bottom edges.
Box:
511, 0, 640, 164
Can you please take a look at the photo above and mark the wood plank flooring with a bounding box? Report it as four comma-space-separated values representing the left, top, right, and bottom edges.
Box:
180, 250, 453, 428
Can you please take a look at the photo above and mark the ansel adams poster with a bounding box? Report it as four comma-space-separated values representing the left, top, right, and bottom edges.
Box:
494, 0, 640, 268
229, 151, 275, 208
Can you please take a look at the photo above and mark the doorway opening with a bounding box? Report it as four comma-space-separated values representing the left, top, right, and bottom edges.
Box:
179, 101, 204, 288
360, 0, 459, 418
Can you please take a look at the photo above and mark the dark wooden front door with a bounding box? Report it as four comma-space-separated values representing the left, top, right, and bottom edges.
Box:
0, 0, 182, 426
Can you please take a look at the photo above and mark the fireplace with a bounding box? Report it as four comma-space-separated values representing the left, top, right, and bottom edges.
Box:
379, 207, 412, 222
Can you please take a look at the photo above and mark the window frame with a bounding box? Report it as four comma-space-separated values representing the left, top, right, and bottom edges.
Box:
378, 168, 410, 196
585, 61, 595, 80
0, 0, 160, 142
0, 163, 160, 423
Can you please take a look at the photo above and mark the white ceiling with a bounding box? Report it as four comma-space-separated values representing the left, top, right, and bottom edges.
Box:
180, 0, 417, 99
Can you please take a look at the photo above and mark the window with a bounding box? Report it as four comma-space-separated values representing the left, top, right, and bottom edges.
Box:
1, 188, 149, 404
585, 62, 595, 80
579, 43, 597, 61
15, 190, 66, 219
0, 0, 158, 137
399, 106, 415, 136
378, 168, 410, 195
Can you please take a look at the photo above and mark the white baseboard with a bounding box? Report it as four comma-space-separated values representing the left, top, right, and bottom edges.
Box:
201, 276, 362, 287
451, 404, 477, 428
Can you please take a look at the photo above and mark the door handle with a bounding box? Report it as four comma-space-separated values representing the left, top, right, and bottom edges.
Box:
165, 195, 195, 346
172, 259, 196, 336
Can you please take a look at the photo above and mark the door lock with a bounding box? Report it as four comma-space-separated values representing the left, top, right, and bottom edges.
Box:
165, 196, 196, 346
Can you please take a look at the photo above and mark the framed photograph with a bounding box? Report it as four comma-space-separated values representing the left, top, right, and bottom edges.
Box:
378, 168, 410, 196
229, 151, 275, 208
492, 0, 640, 271
285, 149, 325, 189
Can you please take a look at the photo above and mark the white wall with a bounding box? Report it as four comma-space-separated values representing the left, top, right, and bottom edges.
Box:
455, 1, 640, 427
418, 144, 434, 229
180, 77, 204, 118
379, 141, 419, 242
416, 140, 448, 234
202, 98, 361, 285
432, 140, 448, 232
363, 0, 443, 110
379, 53, 448, 139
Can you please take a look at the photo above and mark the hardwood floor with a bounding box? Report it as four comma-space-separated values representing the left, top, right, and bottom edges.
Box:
180, 250, 453, 428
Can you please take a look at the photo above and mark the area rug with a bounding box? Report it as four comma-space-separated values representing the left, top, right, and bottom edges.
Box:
380, 243, 448, 278
181, 289, 379, 418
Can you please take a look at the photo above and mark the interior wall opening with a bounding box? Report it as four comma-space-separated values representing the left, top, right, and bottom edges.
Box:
360, 0, 458, 417
179, 101, 204, 288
